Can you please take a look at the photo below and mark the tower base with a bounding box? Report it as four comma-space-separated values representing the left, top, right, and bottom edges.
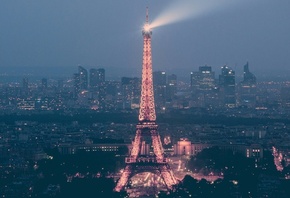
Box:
114, 160, 177, 192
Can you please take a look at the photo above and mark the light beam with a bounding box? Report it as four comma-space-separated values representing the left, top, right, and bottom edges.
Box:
150, 0, 252, 29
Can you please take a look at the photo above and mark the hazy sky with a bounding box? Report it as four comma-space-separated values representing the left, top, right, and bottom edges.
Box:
0, 0, 290, 80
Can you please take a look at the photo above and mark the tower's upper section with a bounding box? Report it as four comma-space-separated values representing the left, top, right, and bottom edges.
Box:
139, 7, 156, 122
243, 62, 256, 84
142, 7, 152, 37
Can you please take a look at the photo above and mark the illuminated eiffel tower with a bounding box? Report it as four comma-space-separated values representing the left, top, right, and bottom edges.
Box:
114, 8, 177, 192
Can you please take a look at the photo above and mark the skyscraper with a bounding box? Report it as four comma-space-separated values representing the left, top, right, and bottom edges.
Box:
190, 66, 215, 91
78, 66, 88, 90
89, 68, 105, 88
121, 77, 140, 109
167, 74, 177, 101
73, 73, 80, 98
219, 65, 236, 107
243, 62, 256, 84
153, 71, 167, 107
73, 66, 88, 99
198, 65, 215, 91
238, 62, 257, 107
153, 71, 167, 86
190, 65, 217, 107
190, 71, 200, 93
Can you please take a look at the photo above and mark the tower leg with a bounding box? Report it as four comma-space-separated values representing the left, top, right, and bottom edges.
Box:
160, 165, 177, 189
130, 129, 142, 158
151, 130, 164, 159
114, 165, 132, 192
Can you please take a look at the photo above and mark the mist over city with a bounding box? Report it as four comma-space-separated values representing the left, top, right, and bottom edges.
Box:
1, 0, 290, 197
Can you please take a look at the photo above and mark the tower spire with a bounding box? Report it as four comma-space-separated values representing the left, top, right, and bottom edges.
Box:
146, 7, 149, 23
139, 6, 154, 121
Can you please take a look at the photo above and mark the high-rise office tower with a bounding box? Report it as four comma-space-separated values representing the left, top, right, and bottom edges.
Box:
121, 77, 140, 109
153, 71, 167, 107
167, 74, 177, 101
73, 66, 88, 98
244, 62, 256, 84
153, 71, 167, 86
219, 65, 236, 107
73, 73, 80, 98
89, 68, 105, 88
78, 66, 88, 90
190, 71, 200, 92
190, 66, 217, 107
89, 68, 106, 109
198, 65, 215, 91
97, 68, 105, 84
115, 8, 177, 192
238, 62, 257, 107
100, 80, 120, 110
89, 68, 98, 88
190, 66, 215, 91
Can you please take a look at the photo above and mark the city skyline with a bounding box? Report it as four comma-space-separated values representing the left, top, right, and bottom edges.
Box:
1, 2, 290, 196
0, 61, 283, 83
1, 0, 290, 80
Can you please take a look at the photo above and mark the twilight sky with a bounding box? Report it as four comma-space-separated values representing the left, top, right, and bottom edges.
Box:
0, 0, 290, 80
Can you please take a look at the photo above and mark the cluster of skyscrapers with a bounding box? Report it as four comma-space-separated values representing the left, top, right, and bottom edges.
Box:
70, 62, 257, 111
190, 62, 256, 108
73, 66, 105, 96
0, 62, 258, 112
72, 66, 178, 110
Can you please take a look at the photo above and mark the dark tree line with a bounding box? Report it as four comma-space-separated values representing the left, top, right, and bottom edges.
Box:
31, 148, 127, 197
160, 147, 290, 198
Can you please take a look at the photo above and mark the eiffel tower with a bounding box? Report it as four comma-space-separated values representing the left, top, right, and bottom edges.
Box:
114, 8, 177, 192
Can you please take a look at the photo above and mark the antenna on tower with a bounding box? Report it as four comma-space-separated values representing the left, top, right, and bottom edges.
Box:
146, 7, 149, 23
